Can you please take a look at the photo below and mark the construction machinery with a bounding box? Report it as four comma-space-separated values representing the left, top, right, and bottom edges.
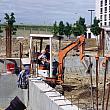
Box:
28, 34, 85, 85
57, 35, 85, 84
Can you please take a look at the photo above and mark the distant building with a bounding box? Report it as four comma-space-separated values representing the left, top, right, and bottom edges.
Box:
96, 0, 110, 27
86, 27, 96, 39
96, 0, 110, 54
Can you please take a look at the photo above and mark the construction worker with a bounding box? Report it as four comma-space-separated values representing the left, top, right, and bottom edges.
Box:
17, 65, 30, 89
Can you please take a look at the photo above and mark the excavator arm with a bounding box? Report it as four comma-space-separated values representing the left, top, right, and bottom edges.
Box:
57, 35, 85, 83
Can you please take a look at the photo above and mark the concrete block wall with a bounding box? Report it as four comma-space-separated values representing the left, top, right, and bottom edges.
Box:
29, 78, 80, 110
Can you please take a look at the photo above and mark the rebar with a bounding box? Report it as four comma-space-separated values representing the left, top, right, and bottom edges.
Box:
105, 83, 110, 110
20, 43, 23, 71
89, 56, 94, 109
102, 56, 108, 110
95, 55, 99, 110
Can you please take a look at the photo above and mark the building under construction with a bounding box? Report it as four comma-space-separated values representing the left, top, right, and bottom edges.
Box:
0, 32, 110, 110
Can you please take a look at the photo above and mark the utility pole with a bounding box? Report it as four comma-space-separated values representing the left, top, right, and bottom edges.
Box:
88, 9, 95, 26
88, 9, 95, 39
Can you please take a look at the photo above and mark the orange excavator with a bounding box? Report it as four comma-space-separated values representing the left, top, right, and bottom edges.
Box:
29, 34, 85, 85
56, 35, 85, 84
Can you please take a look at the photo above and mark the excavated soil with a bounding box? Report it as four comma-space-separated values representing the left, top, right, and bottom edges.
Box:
63, 73, 110, 109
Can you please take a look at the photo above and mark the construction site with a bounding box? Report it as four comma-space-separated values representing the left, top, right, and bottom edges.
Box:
0, 27, 110, 110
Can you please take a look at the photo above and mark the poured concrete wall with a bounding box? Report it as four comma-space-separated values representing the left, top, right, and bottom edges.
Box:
29, 79, 80, 110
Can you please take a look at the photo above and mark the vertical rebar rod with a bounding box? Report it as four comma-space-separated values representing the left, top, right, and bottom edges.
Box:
21, 44, 23, 56
105, 83, 110, 110
78, 98, 79, 110
95, 55, 99, 110
36, 41, 38, 77
102, 29, 105, 57
33, 46, 35, 75
20, 43, 22, 71
89, 56, 94, 109
6, 28, 8, 57
71, 94, 72, 105
36, 41, 37, 53
59, 37, 61, 50
7, 27, 10, 57
40, 38, 43, 52
102, 56, 108, 110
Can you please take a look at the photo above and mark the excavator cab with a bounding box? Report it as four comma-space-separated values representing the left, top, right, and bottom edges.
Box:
29, 34, 62, 83
29, 34, 53, 78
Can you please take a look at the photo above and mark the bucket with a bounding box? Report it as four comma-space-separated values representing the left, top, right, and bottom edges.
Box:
7, 63, 15, 74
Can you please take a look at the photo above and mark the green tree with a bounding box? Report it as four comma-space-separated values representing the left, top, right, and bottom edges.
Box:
4, 12, 17, 57
64, 22, 72, 39
58, 21, 65, 36
4, 12, 17, 35
73, 17, 87, 36
90, 17, 101, 36
53, 21, 58, 36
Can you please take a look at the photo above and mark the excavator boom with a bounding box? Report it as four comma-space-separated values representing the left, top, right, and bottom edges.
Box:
57, 35, 85, 84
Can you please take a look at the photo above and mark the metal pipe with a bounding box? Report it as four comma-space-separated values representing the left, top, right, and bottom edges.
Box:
102, 56, 108, 110
95, 55, 99, 110
105, 83, 110, 110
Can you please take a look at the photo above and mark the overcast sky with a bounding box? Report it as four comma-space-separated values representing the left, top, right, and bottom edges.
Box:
0, 0, 95, 25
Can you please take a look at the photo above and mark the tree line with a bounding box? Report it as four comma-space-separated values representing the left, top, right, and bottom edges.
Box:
53, 17, 101, 38
0, 12, 101, 39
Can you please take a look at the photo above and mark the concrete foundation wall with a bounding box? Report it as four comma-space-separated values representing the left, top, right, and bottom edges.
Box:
29, 79, 80, 110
